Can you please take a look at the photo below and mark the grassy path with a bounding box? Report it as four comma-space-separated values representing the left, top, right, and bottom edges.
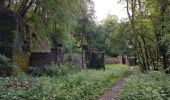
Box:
98, 65, 132, 100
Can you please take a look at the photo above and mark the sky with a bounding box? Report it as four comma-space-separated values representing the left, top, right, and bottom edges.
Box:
92, 0, 128, 22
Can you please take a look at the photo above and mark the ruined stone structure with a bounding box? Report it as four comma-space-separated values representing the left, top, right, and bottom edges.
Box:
104, 57, 120, 64
85, 51, 105, 69
29, 47, 64, 67
118, 54, 129, 65
0, 7, 16, 58
64, 53, 86, 68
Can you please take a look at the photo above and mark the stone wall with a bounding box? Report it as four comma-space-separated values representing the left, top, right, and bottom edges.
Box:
29, 47, 64, 67
63, 53, 86, 68
118, 54, 129, 65
29, 52, 52, 67
51, 47, 64, 64
104, 57, 120, 64
85, 51, 105, 69
105, 55, 137, 66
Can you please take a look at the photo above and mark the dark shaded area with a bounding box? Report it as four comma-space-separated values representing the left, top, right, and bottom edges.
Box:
85, 46, 105, 69
0, 7, 16, 58
29, 52, 52, 67
122, 56, 126, 64
51, 46, 64, 64
128, 57, 137, 66
0, 55, 15, 77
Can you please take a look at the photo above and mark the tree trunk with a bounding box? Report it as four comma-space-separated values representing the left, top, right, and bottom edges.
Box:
159, 0, 169, 73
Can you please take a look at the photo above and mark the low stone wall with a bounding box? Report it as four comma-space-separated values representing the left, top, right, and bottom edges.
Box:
29, 47, 64, 67
85, 51, 105, 69
105, 55, 132, 65
118, 54, 129, 65
104, 57, 120, 64
29, 50, 136, 67
29, 52, 52, 67
51, 47, 64, 64
63, 53, 85, 68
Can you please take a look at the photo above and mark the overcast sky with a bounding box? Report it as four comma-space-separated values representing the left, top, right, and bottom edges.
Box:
92, 0, 128, 22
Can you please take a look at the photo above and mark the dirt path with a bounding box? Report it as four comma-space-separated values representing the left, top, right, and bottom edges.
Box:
98, 75, 132, 100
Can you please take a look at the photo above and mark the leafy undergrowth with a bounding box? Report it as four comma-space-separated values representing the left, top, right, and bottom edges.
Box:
26, 64, 81, 77
0, 64, 129, 100
118, 71, 170, 100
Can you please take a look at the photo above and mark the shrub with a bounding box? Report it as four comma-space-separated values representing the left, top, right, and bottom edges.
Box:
34, 65, 129, 100
0, 64, 129, 100
118, 71, 170, 100
26, 63, 81, 77
54, 68, 129, 100
0, 76, 42, 100
0, 55, 22, 77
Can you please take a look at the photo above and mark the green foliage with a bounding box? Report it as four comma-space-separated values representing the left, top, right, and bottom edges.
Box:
3, 0, 94, 53
106, 21, 131, 55
0, 55, 23, 77
26, 64, 81, 77
120, 0, 170, 72
118, 71, 170, 100
0, 64, 129, 100
88, 25, 105, 52
100, 14, 131, 55
0, 55, 13, 77
0, 76, 47, 100
49, 30, 67, 47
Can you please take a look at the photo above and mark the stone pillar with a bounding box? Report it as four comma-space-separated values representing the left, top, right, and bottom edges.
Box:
118, 54, 123, 64
85, 50, 105, 69
51, 46, 64, 64
124, 54, 129, 65
118, 54, 129, 65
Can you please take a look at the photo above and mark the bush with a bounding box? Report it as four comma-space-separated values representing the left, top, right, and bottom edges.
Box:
118, 71, 170, 100
0, 55, 22, 77
26, 63, 81, 77
35, 65, 128, 100
0, 76, 42, 100
51, 66, 129, 100
0, 64, 129, 100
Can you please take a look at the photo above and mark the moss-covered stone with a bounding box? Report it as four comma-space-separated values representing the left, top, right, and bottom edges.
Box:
13, 53, 30, 71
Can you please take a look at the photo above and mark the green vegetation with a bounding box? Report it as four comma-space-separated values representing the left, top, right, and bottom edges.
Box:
26, 64, 81, 77
118, 71, 170, 100
0, 0, 170, 99
0, 64, 129, 100
120, 0, 170, 72
0, 55, 23, 77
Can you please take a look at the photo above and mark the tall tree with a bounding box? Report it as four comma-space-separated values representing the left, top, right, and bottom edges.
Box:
122, 0, 170, 72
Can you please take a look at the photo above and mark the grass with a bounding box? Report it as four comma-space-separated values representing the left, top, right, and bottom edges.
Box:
0, 64, 129, 100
